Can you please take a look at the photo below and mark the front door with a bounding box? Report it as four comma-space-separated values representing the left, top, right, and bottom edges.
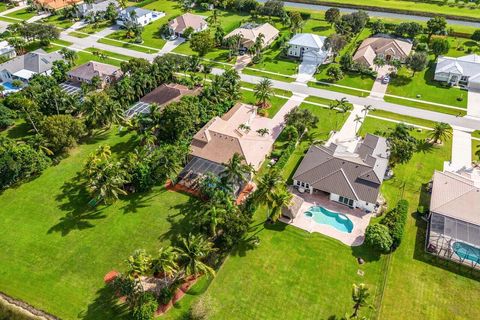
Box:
339, 196, 354, 207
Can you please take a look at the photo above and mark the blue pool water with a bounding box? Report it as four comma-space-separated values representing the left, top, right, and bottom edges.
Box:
304, 206, 354, 233
453, 242, 480, 263
1, 82, 20, 91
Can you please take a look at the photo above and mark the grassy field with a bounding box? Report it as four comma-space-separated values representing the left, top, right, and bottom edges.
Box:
41, 14, 75, 29
387, 61, 468, 108
0, 129, 198, 319
5, 8, 36, 21
292, 0, 480, 20
240, 89, 289, 118
358, 117, 480, 320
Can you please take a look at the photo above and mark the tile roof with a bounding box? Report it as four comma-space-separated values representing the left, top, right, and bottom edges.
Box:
0, 49, 63, 78
139, 83, 200, 106
168, 13, 207, 33
224, 23, 279, 48
353, 34, 412, 67
34, 0, 82, 10
67, 61, 122, 82
430, 170, 480, 225
293, 134, 389, 203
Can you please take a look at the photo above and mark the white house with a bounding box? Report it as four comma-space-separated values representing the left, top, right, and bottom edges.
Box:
168, 13, 208, 37
434, 54, 480, 90
0, 49, 63, 84
0, 41, 16, 60
76, 0, 119, 18
287, 33, 329, 65
116, 7, 164, 27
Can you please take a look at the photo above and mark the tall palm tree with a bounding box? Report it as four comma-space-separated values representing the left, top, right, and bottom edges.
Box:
60, 48, 78, 64
361, 105, 374, 117
353, 114, 363, 134
351, 283, 372, 318
176, 233, 216, 278
334, 97, 352, 113
221, 153, 254, 188
428, 122, 451, 144
201, 203, 226, 237
254, 78, 275, 108
268, 187, 293, 222
152, 246, 179, 284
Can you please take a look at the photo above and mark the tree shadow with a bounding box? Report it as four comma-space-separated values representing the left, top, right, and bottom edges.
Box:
83, 130, 111, 145
48, 172, 107, 236
109, 134, 139, 157
311, 25, 330, 33
79, 285, 130, 320
389, 74, 412, 87
4, 121, 32, 139
413, 184, 480, 281
416, 140, 435, 154
351, 243, 382, 263
119, 190, 158, 214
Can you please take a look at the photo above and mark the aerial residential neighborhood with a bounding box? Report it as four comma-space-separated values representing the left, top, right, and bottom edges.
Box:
0, 0, 479, 319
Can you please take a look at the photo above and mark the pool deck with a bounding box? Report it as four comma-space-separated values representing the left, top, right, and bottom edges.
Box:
282, 190, 374, 246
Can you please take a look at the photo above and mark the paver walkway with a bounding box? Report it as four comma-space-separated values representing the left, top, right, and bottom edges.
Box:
369, 65, 390, 99
467, 89, 480, 118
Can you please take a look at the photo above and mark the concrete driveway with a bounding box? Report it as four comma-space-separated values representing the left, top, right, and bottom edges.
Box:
444, 126, 473, 172
467, 89, 480, 118
235, 55, 251, 71
369, 65, 390, 99
295, 61, 317, 83
160, 37, 185, 54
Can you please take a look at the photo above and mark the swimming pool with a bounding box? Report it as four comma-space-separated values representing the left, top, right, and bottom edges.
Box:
304, 206, 354, 233
453, 242, 480, 263
1, 82, 21, 93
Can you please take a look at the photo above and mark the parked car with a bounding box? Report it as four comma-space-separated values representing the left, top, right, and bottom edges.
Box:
382, 75, 390, 84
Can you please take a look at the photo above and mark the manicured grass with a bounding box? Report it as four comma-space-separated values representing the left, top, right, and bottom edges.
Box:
0, 128, 198, 319
76, 50, 125, 67
77, 21, 112, 35
97, 37, 158, 54
0, 16, 19, 23
384, 96, 467, 116
247, 46, 299, 76
387, 62, 468, 108
294, 0, 480, 20
358, 117, 480, 320
68, 30, 90, 38
315, 65, 375, 91
308, 80, 370, 97
242, 68, 296, 83
369, 109, 437, 129
83, 48, 132, 61
240, 89, 288, 118
41, 14, 75, 29
5, 8, 36, 20
0, 3, 7, 12
304, 95, 336, 106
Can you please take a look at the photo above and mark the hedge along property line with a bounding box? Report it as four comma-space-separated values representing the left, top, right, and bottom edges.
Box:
0, 291, 59, 320
381, 199, 409, 250
285, 0, 480, 23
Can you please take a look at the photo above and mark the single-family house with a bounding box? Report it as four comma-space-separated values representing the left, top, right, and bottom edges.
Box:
353, 35, 413, 68
287, 33, 329, 65
224, 23, 279, 50
0, 49, 63, 84
125, 83, 201, 117
67, 61, 123, 88
178, 103, 278, 194
168, 13, 208, 37
33, 0, 82, 11
434, 54, 480, 90
0, 41, 16, 60
116, 7, 165, 27
76, 0, 119, 18
427, 169, 480, 267
292, 134, 389, 212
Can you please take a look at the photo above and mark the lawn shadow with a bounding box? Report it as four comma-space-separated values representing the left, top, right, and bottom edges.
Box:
416, 140, 435, 154
311, 25, 330, 33
80, 285, 130, 320
48, 172, 107, 236
109, 134, 139, 157
413, 184, 480, 281
351, 244, 382, 263
4, 121, 31, 139
120, 190, 159, 214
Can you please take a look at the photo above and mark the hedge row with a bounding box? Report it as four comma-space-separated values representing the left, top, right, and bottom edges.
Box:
274, 141, 296, 169
0, 301, 43, 320
381, 199, 409, 250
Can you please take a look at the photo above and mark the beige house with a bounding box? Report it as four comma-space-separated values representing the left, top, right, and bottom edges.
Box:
67, 61, 123, 88
353, 35, 413, 68
224, 23, 279, 50
168, 13, 208, 37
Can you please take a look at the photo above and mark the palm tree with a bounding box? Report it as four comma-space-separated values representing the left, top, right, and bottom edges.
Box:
353, 115, 363, 134
176, 233, 216, 278
201, 203, 226, 237
334, 97, 352, 113
256, 128, 270, 136
351, 283, 372, 318
151, 246, 179, 284
373, 56, 386, 71
220, 153, 254, 188
428, 122, 451, 144
201, 64, 212, 85
268, 187, 293, 222
238, 123, 251, 133
361, 105, 374, 117
60, 47, 78, 64
254, 78, 275, 108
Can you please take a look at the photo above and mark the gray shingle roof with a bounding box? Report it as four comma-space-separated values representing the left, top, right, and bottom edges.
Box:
293, 134, 389, 203
0, 49, 63, 76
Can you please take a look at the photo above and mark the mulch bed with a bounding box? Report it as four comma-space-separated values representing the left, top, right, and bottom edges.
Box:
155, 277, 198, 316
165, 180, 201, 198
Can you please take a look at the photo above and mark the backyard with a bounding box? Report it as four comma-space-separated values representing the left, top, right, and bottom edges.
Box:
0, 128, 198, 319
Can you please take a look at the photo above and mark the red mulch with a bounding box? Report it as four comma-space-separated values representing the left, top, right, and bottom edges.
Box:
155, 277, 198, 317
236, 182, 255, 205
165, 179, 201, 198
103, 270, 119, 284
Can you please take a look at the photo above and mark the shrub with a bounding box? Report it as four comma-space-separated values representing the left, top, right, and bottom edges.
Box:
158, 286, 174, 305
132, 293, 158, 320
0, 105, 16, 129
381, 200, 409, 250
365, 224, 393, 253
415, 42, 428, 52
190, 295, 216, 320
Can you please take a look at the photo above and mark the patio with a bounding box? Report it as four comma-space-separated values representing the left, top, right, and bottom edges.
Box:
282, 189, 375, 246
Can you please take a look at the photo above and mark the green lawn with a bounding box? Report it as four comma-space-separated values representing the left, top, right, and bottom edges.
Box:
240, 89, 288, 118
387, 62, 468, 108
315, 65, 375, 91
77, 21, 113, 35
358, 117, 480, 320
384, 96, 467, 116
242, 68, 296, 83
41, 14, 75, 29
293, 0, 480, 20
0, 128, 199, 319
369, 109, 437, 129
5, 8, 36, 21
75, 48, 133, 67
